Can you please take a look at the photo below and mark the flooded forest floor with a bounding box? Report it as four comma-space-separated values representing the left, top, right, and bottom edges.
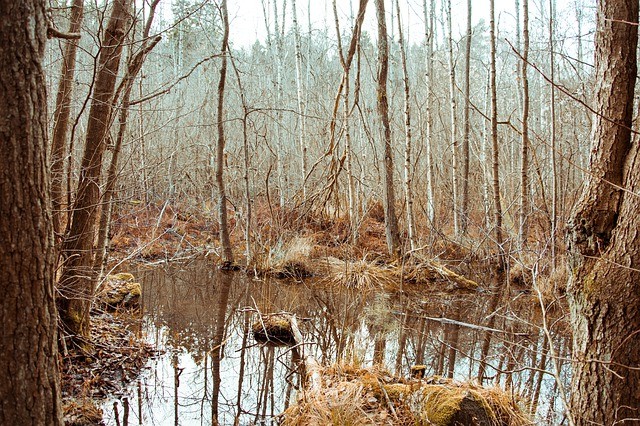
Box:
62, 200, 570, 424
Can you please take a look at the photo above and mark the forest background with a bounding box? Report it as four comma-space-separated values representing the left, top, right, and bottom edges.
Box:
1, 0, 639, 424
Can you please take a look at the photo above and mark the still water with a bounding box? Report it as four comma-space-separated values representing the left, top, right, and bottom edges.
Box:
103, 260, 571, 425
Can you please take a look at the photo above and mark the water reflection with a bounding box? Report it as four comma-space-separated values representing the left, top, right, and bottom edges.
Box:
104, 260, 571, 425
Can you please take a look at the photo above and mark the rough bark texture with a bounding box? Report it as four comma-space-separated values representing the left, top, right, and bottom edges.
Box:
0, 1, 63, 423
50, 0, 84, 239
375, 0, 401, 256
215, 0, 234, 267
567, 0, 639, 424
58, 0, 132, 340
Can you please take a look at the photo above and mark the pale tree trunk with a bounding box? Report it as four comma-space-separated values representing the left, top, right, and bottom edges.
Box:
548, 0, 558, 268
519, 0, 531, 248
446, 0, 459, 237
461, 0, 471, 235
273, 0, 286, 207
216, 0, 234, 267
489, 0, 505, 267
291, 0, 307, 199
374, 0, 401, 256
50, 0, 84, 240
396, 0, 416, 251
230, 57, 253, 266
423, 0, 436, 225
58, 0, 132, 341
566, 0, 639, 424
0, 0, 63, 423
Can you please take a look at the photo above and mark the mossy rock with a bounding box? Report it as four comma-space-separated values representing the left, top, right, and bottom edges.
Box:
107, 272, 135, 282
411, 385, 495, 426
99, 279, 142, 310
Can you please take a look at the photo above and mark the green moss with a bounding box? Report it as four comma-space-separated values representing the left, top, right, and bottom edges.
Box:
108, 272, 135, 282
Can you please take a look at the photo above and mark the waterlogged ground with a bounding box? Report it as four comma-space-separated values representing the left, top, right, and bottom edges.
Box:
103, 259, 571, 425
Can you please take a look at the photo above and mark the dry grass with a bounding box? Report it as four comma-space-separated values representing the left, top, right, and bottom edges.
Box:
283, 363, 532, 426
257, 236, 316, 279
322, 257, 397, 290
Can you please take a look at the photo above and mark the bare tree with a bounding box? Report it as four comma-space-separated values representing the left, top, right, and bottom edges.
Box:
50, 0, 84, 239
519, 0, 531, 248
396, 0, 416, 250
423, 0, 436, 225
489, 0, 505, 268
0, 0, 63, 423
446, 0, 460, 236
58, 0, 132, 342
215, 0, 234, 267
375, 0, 401, 256
461, 0, 472, 234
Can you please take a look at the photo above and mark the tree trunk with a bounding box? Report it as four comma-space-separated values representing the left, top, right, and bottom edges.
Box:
291, 0, 307, 199
566, 0, 639, 424
423, 0, 436, 226
58, 0, 132, 341
489, 0, 505, 268
519, 0, 531, 248
461, 0, 471, 235
216, 0, 234, 267
0, 1, 63, 423
548, 0, 558, 267
50, 0, 84, 240
375, 0, 401, 256
396, 0, 416, 251
446, 0, 459, 237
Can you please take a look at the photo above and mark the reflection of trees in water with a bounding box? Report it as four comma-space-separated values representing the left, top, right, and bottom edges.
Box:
110, 262, 571, 425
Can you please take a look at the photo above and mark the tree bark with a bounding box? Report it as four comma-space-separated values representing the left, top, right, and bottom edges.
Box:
461, 0, 471, 235
446, 0, 459, 237
519, 0, 531, 248
489, 0, 505, 268
0, 1, 63, 423
375, 0, 401, 256
50, 0, 84, 240
396, 0, 416, 251
423, 0, 436, 225
58, 0, 132, 341
216, 0, 234, 267
567, 0, 639, 424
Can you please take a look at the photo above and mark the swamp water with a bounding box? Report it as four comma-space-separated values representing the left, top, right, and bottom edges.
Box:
103, 260, 571, 425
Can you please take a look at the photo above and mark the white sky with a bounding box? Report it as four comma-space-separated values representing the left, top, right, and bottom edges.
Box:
222, 0, 581, 49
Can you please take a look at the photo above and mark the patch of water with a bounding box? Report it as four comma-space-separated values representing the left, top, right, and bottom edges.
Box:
103, 260, 571, 425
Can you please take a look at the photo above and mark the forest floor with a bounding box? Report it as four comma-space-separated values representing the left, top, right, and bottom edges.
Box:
61, 275, 154, 426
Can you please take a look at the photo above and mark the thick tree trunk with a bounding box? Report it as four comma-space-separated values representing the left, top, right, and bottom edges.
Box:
566, 0, 639, 424
0, 1, 63, 423
375, 0, 401, 256
50, 0, 84, 239
216, 0, 234, 267
58, 0, 132, 341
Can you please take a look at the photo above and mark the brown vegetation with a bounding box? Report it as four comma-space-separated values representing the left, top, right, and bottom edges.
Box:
283, 363, 532, 426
